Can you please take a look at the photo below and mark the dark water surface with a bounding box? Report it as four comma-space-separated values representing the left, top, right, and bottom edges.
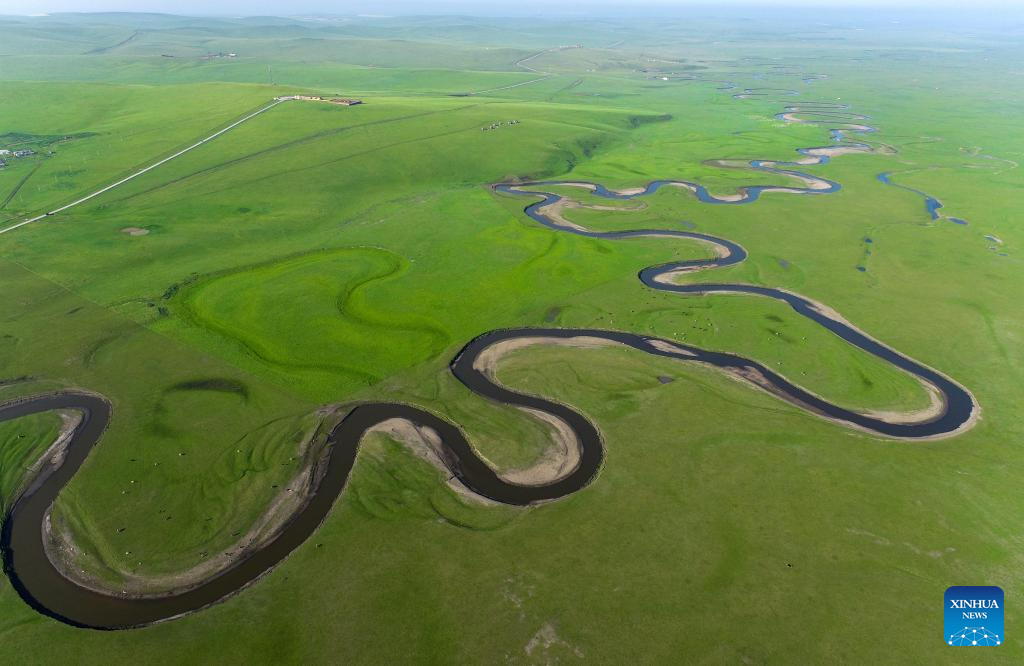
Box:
0, 87, 976, 630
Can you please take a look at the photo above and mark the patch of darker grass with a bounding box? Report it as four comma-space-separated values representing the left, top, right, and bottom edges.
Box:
166, 378, 249, 402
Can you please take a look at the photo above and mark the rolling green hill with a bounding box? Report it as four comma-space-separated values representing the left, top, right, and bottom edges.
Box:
0, 10, 1021, 665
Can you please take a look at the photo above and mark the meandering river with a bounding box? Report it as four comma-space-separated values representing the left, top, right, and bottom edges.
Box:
0, 85, 977, 630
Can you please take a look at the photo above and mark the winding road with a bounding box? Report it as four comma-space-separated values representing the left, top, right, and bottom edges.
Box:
0, 81, 977, 629
464, 46, 565, 95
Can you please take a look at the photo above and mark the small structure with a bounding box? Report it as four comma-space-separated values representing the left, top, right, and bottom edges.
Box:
13, 149, 35, 158
284, 94, 363, 106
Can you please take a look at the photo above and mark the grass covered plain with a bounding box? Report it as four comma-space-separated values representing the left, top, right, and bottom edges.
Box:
0, 10, 1022, 664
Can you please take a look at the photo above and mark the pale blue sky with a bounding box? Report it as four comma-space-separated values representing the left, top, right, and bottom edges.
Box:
1, 0, 1020, 15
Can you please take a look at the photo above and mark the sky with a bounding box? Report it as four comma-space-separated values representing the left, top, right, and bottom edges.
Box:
0, 0, 1020, 15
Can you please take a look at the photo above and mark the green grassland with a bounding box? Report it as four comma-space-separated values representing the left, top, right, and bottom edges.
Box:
0, 411, 62, 516
0, 10, 1022, 664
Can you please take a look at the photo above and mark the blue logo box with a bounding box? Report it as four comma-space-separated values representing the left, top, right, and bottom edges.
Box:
945, 586, 1003, 646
